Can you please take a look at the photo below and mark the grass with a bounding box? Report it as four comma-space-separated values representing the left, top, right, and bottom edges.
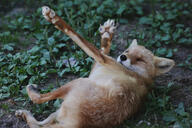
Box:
0, 0, 192, 127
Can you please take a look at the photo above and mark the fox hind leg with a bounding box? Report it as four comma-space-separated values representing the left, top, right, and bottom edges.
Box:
99, 19, 116, 54
15, 110, 40, 128
15, 110, 58, 128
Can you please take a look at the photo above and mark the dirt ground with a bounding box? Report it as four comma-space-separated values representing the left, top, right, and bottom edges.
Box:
158, 46, 192, 109
0, 24, 192, 128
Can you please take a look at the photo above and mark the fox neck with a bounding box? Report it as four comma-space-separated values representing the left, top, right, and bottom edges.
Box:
125, 68, 154, 90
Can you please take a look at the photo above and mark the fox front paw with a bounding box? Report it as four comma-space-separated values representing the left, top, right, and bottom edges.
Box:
27, 84, 39, 92
26, 84, 41, 104
99, 19, 116, 40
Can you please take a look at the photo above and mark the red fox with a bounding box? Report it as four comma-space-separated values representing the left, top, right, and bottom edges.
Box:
15, 6, 175, 128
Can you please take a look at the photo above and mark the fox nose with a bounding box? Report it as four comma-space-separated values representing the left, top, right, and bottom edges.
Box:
120, 55, 127, 61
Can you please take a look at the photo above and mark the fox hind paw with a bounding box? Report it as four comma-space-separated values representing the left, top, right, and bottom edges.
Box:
99, 19, 116, 40
15, 110, 24, 117
15, 110, 28, 120
42, 6, 59, 23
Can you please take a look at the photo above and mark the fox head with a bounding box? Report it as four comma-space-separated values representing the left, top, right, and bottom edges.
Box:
117, 39, 175, 78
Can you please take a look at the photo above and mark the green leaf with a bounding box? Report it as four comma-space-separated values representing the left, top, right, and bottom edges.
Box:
3, 45, 14, 51
163, 112, 176, 122
40, 72, 46, 77
166, 49, 173, 57
139, 17, 152, 25
176, 24, 184, 28
40, 59, 47, 65
117, 4, 126, 15
34, 33, 44, 41
119, 18, 129, 24
29, 76, 37, 84
48, 37, 55, 46
167, 13, 177, 20
156, 12, 164, 21
178, 38, 188, 44
52, 48, 59, 53
42, 50, 50, 61
56, 60, 64, 68
0, 93, 10, 100
56, 43, 66, 48
96, 5, 104, 14
0, 31, 11, 36
54, 99, 61, 109
156, 48, 167, 56
175, 103, 188, 117
162, 35, 170, 41
47, 69, 57, 74
26, 67, 34, 75
173, 32, 180, 41
29, 46, 40, 53
58, 70, 65, 77
19, 75, 27, 81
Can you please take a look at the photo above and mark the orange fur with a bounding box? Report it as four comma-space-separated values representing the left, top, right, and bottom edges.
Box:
15, 6, 175, 128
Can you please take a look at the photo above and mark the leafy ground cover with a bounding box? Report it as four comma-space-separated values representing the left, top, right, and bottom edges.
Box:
0, 0, 192, 128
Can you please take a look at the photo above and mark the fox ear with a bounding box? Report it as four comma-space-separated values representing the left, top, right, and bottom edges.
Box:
154, 56, 175, 76
129, 39, 138, 48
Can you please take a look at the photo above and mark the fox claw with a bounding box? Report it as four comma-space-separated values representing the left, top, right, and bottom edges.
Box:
99, 20, 116, 33
104, 19, 115, 28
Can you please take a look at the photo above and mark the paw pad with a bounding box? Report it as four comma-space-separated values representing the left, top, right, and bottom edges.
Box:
15, 110, 30, 121
42, 6, 50, 15
49, 10, 56, 18
99, 19, 116, 39
42, 6, 58, 23
15, 110, 24, 117
27, 84, 40, 93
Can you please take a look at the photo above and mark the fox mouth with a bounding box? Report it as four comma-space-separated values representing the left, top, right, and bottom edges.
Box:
117, 59, 146, 77
119, 61, 123, 66
117, 59, 133, 71
117, 56, 138, 73
119, 62, 133, 71
118, 62, 141, 75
